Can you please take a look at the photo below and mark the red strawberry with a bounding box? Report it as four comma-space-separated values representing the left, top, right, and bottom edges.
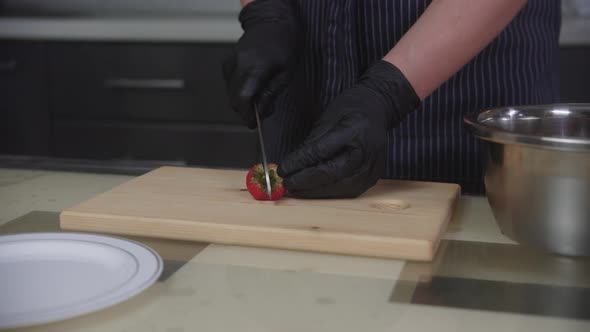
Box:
246, 163, 286, 201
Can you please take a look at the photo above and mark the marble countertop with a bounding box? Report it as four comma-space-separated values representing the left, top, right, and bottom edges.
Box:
0, 16, 589, 45
0, 167, 589, 331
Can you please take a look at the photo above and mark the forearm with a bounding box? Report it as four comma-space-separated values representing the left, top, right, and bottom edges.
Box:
384, 0, 527, 100
241, 0, 255, 7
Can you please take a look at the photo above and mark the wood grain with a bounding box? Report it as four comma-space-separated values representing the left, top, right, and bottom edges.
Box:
60, 166, 460, 261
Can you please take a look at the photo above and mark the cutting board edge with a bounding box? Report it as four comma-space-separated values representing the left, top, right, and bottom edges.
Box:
429, 185, 461, 258
59, 210, 436, 261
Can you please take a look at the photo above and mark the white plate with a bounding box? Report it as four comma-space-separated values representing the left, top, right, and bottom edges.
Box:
0, 233, 163, 329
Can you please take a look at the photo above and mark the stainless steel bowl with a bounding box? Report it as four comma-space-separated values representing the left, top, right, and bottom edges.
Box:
465, 104, 590, 256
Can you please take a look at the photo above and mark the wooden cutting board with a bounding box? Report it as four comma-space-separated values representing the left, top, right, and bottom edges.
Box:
60, 166, 460, 261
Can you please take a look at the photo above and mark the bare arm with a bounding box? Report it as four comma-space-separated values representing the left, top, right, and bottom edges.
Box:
241, 0, 255, 7
384, 0, 527, 100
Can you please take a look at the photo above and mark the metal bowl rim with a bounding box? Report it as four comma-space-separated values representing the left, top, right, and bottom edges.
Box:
464, 103, 590, 152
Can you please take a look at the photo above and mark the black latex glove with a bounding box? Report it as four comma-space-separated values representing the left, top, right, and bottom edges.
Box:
277, 60, 420, 198
222, 0, 300, 129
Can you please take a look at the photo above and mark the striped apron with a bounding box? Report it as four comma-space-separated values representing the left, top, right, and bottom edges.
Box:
263, 0, 561, 194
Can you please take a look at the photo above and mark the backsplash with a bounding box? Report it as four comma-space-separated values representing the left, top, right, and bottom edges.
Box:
1, 0, 241, 16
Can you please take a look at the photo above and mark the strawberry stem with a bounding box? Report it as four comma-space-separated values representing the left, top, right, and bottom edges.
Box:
253, 165, 282, 194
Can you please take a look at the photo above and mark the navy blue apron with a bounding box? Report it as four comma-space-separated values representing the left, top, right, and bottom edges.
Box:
264, 0, 561, 194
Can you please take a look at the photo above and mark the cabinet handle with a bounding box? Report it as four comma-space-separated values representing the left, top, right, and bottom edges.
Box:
104, 78, 185, 90
0, 60, 17, 72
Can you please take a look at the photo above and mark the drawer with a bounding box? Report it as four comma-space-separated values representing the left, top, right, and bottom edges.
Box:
52, 120, 258, 168
48, 42, 241, 123
0, 41, 50, 155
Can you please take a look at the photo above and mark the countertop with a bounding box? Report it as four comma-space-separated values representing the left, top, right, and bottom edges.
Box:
0, 16, 589, 45
0, 167, 589, 331
0, 16, 242, 43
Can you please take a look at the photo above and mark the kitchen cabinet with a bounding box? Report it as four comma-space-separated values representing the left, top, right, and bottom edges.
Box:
53, 120, 257, 168
560, 46, 590, 103
0, 40, 258, 168
46, 42, 257, 168
48, 43, 241, 124
0, 42, 50, 156
1, 38, 588, 171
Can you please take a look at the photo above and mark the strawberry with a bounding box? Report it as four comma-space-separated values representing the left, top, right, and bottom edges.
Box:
246, 163, 286, 201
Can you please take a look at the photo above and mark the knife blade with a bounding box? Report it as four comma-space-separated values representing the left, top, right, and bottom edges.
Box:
254, 104, 273, 200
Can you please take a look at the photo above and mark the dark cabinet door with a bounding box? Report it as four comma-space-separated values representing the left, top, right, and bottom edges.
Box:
49, 42, 241, 123
560, 46, 590, 103
0, 42, 50, 155
48, 42, 258, 167
53, 120, 259, 168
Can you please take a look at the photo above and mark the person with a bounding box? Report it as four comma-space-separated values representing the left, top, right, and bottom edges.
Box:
222, 0, 561, 198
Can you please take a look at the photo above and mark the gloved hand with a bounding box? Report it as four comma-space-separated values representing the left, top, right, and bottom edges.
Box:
222, 0, 300, 129
277, 60, 420, 198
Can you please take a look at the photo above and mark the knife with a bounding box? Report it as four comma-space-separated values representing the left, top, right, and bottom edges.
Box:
254, 104, 273, 200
